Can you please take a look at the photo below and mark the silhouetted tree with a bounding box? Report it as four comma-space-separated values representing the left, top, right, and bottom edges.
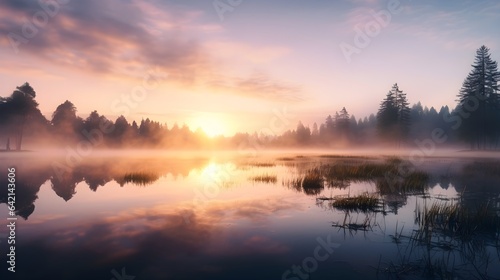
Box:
0, 83, 40, 150
325, 115, 334, 134
110, 115, 133, 146
396, 86, 411, 142
337, 107, 350, 131
52, 100, 82, 141
457, 45, 500, 149
377, 83, 410, 146
335, 107, 350, 140
296, 121, 311, 144
377, 86, 399, 140
312, 122, 319, 136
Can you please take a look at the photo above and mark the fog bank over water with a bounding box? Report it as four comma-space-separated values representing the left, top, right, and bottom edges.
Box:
5, 147, 500, 160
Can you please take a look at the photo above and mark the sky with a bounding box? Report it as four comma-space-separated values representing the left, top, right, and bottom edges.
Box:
0, 0, 499, 136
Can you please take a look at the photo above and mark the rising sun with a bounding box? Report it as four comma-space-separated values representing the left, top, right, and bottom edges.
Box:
191, 114, 228, 137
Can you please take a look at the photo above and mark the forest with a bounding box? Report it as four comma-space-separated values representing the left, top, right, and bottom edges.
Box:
1, 45, 499, 151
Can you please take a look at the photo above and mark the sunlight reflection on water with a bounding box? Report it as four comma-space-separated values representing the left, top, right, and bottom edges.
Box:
0, 152, 499, 279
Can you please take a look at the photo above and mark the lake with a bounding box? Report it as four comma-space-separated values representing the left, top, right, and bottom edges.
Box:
1, 151, 500, 280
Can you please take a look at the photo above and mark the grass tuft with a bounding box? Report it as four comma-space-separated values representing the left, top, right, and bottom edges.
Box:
122, 172, 159, 186
331, 193, 381, 212
249, 174, 278, 184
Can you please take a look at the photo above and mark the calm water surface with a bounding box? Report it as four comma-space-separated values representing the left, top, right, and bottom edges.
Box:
1, 151, 499, 280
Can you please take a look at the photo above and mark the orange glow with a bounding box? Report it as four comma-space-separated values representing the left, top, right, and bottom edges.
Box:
190, 113, 228, 137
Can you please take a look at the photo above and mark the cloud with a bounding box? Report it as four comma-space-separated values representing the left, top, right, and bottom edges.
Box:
0, 0, 303, 102
208, 72, 304, 102
345, 0, 380, 5
0, 0, 208, 78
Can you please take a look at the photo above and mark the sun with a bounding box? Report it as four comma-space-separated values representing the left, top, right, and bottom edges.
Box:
191, 114, 228, 137
202, 122, 225, 137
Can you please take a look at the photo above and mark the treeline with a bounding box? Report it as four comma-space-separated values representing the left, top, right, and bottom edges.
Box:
0, 92, 226, 150
260, 45, 500, 150
0, 45, 499, 151
267, 98, 458, 148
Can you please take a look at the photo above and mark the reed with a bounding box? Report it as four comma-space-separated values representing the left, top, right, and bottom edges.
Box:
246, 162, 275, 167
331, 193, 381, 213
276, 157, 295, 161
249, 174, 278, 184
122, 172, 159, 186
283, 168, 324, 195
414, 201, 500, 243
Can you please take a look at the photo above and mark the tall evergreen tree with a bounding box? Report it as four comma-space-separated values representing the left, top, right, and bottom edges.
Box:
336, 107, 350, 136
377, 85, 399, 139
325, 115, 335, 136
457, 45, 500, 149
395, 86, 411, 140
377, 83, 410, 145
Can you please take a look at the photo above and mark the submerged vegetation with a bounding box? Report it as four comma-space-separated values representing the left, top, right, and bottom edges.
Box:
122, 172, 160, 186
330, 193, 381, 213
380, 200, 500, 280
243, 162, 276, 168
414, 201, 500, 242
249, 174, 278, 184
284, 157, 430, 197
2, 152, 500, 279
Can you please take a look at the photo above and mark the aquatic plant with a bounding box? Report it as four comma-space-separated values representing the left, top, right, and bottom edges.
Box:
244, 162, 276, 167
122, 172, 159, 186
414, 201, 499, 242
330, 193, 381, 213
276, 157, 295, 161
249, 174, 278, 184
282, 168, 324, 195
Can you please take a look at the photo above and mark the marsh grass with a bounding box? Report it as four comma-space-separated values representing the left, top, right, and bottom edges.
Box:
245, 162, 275, 167
302, 167, 323, 189
283, 168, 324, 195
322, 162, 394, 180
122, 172, 159, 186
249, 174, 278, 184
330, 193, 381, 213
332, 211, 380, 233
377, 171, 429, 195
277, 157, 295, 161
414, 201, 499, 242
284, 157, 430, 197
318, 154, 373, 159
380, 201, 500, 280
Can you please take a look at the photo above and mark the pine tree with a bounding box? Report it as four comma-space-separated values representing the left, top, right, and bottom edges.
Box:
395, 85, 411, 143
336, 107, 350, 134
312, 122, 319, 136
377, 83, 410, 145
377, 86, 398, 138
457, 45, 500, 149
325, 115, 335, 135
